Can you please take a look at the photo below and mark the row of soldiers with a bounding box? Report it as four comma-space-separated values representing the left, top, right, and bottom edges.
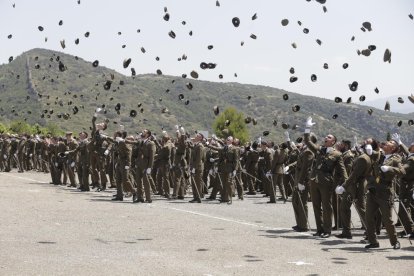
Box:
1, 115, 413, 250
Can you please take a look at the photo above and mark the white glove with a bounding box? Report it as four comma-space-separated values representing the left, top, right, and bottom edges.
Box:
266, 171, 271, 178
305, 117, 315, 128
258, 157, 264, 160
191, 168, 195, 174
283, 166, 289, 174
335, 185, 345, 195
125, 166, 130, 170
64, 151, 69, 155
104, 149, 110, 156
29, 154, 33, 157
284, 131, 290, 142
175, 125, 179, 130
146, 168, 151, 174
353, 135, 359, 148
209, 169, 213, 175
380, 165, 390, 172
242, 168, 246, 173
206, 141, 209, 145
212, 134, 217, 140
298, 183, 305, 191
412, 191, 414, 201
71, 161, 75, 168
365, 144, 373, 156
54, 162, 58, 167
209, 158, 215, 163
3, 155, 7, 159
233, 170, 236, 177
214, 167, 218, 173
179, 127, 185, 135
115, 137, 124, 142
391, 133, 402, 145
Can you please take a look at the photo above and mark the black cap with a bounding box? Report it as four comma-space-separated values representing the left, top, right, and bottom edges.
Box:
85, 31, 90, 37
178, 94, 184, 100
361, 49, 371, 56
213, 106, 219, 116
342, 63, 349, 69
408, 94, 414, 104
281, 123, 289, 129
383, 49, 391, 63
208, 63, 217, 69
218, 74, 223, 79
60, 40, 66, 49
362, 22, 372, 31
345, 97, 351, 103
296, 137, 303, 143
190, 71, 199, 79
263, 131, 270, 136
200, 62, 208, 69
140, 47, 146, 53
272, 120, 277, 126
311, 74, 317, 82
292, 105, 300, 112
38, 26, 44, 31
316, 39, 322, 46
289, 67, 295, 74
374, 87, 379, 94
351, 36, 355, 41
323, 6, 327, 13
408, 119, 414, 126
384, 101, 390, 111
59, 20, 63, 26
247, 96, 251, 100
168, 31, 176, 39
128, 110, 137, 117
163, 13, 170, 21
332, 114, 338, 119
250, 34, 257, 39
281, 19, 289, 26
225, 120, 231, 126
349, 81, 358, 92
156, 69, 162, 75
186, 83, 193, 90
303, 28, 309, 34
409, 14, 413, 20
368, 45, 376, 51
207, 45, 214, 50
75, 38, 79, 45
8, 56, 13, 63
58, 61, 66, 72
216, 0, 220, 7
252, 13, 258, 20
245, 117, 252, 124
283, 94, 289, 101
185, 100, 190, 105
397, 97, 404, 104
252, 118, 257, 125
291, 43, 297, 49
323, 63, 329, 69
290, 76, 298, 83
397, 121, 403, 127
359, 95, 366, 102
7, 34, 12, 39
92, 60, 99, 67
123, 58, 131, 69
115, 103, 121, 111
232, 17, 240, 27
334, 97, 342, 103
104, 80, 112, 90
292, 124, 299, 130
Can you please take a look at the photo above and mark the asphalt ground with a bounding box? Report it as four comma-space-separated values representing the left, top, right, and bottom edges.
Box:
0, 171, 413, 276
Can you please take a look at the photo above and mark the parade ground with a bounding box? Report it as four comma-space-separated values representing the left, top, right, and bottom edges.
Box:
0, 171, 413, 276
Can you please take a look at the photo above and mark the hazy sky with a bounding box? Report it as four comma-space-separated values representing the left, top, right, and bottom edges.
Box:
1, 0, 414, 102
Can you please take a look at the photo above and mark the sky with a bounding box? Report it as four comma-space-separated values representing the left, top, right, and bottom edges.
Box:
1, 0, 414, 103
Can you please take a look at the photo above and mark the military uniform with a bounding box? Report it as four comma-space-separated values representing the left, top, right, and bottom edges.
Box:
270, 145, 288, 203
90, 116, 109, 190
190, 141, 205, 201
304, 133, 348, 236
292, 146, 315, 231
64, 138, 78, 187
155, 139, 173, 198
172, 134, 188, 199
244, 148, 260, 195
113, 139, 136, 200
339, 153, 371, 237
135, 138, 156, 202
365, 152, 404, 247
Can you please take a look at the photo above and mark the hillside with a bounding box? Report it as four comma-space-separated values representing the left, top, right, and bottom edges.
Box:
0, 48, 413, 143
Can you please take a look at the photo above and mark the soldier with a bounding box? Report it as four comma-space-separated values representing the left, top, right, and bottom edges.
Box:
205, 139, 220, 200
269, 142, 288, 203
90, 115, 110, 191
154, 131, 173, 199
25, 135, 36, 171
172, 126, 188, 200
363, 138, 404, 249
304, 117, 348, 238
8, 134, 20, 172
189, 133, 205, 203
112, 131, 136, 201
244, 141, 260, 195
134, 129, 156, 203
391, 134, 414, 239
64, 132, 78, 187
335, 141, 376, 239
259, 141, 273, 198
16, 135, 27, 173
206, 136, 237, 204
286, 132, 315, 232
233, 138, 244, 200
71, 131, 90, 191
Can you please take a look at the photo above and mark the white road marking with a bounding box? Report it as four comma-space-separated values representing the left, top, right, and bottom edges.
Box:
288, 261, 314, 266
0, 173, 45, 184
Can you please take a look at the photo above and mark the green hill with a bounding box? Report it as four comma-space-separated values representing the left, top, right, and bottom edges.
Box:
0, 48, 413, 143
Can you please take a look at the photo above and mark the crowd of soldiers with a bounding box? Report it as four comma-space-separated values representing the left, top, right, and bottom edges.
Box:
0, 115, 413, 250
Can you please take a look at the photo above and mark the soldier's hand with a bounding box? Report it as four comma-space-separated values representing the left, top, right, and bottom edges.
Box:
335, 185, 345, 195
125, 166, 130, 170
305, 117, 315, 128
284, 131, 290, 142
104, 149, 110, 156
191, 168, 195, 174
71, 162, 75, 168
391, 133, 402, 145
283, 166, 290, 174
380, 165, 391, 172
208, 169, 214, 175
146, 168, 152, 175
232, 170, 236, 177
242, 168, 246, 173
258, 157, 264, 160
209, 158, 215, 163
298, 183, 305, 191
364, 144, 373, 156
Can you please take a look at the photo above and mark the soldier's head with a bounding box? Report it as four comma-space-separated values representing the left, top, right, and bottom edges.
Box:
409, 142, 414, 153
324, 134, 337, 147
267, 141, 274, 148
114, 131, 122, 138
233, 138, 240, 146
96, 122, 107, 131
226, 136, 234, 145
141, 129, 151, 139
252, 141, 258, 150
195, 133, 204, 142
65, 131, 73, 141
382, 139, 399, 155
79, 131, 88, 140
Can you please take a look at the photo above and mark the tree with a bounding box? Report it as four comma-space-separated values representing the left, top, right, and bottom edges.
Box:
212, 107, 249, 144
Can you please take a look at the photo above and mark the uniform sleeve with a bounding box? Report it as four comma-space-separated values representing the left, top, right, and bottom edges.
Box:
343, 156, 368, 190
